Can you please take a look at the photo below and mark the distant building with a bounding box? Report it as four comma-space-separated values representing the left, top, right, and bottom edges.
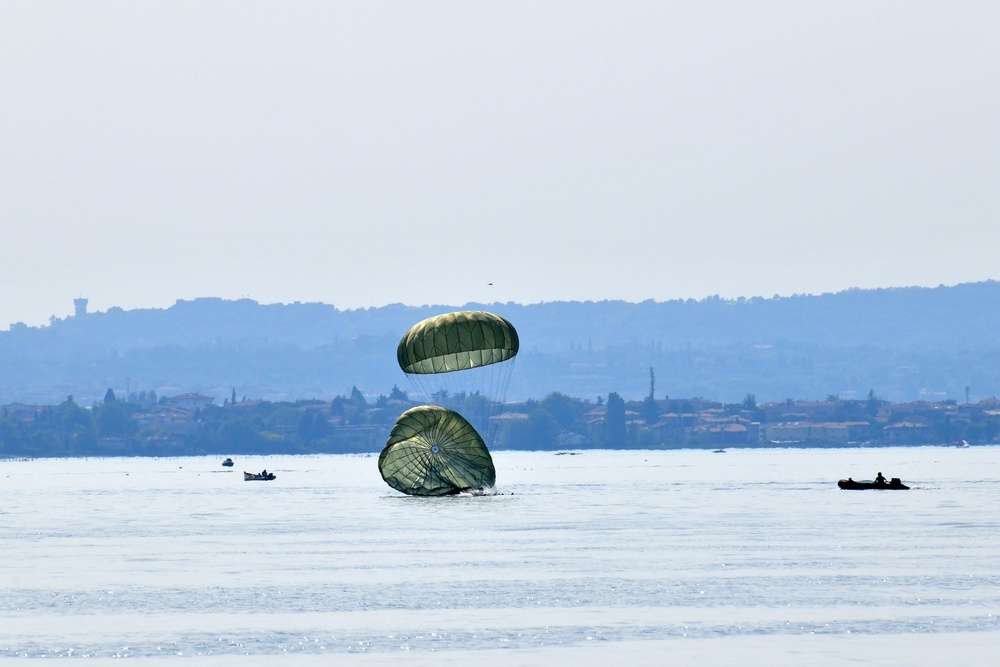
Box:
760, 400, 841, 422
131, 406, 201, 434
765, 421, 870, 445
1, 403, 46, 422
164, 393, 214, 412
74, 298, 88, 317
884, 420, 932, 443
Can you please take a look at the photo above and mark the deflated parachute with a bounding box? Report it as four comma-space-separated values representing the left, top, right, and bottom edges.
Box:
379, 405, 496, 496
397, 310, 519, 375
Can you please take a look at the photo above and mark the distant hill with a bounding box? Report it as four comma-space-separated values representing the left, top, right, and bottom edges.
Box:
3, 281, 1000, 406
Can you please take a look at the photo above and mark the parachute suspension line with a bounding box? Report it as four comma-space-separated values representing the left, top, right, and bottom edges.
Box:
483, 356, 516, 449
499, 356, 516, 437
401, 357, 515, 451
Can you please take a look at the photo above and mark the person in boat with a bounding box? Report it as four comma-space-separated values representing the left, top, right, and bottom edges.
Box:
874, 472, 886, 484
261, 469, 268, 477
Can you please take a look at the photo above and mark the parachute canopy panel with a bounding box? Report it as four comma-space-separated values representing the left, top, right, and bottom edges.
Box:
397, 311, 519, 375
379, 405, 496, 496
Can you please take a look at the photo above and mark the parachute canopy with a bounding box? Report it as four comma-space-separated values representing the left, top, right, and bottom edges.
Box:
379, 405, 496, 496
397, 311, 519, 375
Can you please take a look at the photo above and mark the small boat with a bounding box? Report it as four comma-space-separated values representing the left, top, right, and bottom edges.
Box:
222, 458, 234, 467
956, 439, 970, 448
244, 471, 276, 481
838, 477, 909, 490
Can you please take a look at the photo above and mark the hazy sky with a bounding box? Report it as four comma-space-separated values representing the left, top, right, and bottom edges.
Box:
2, 1, 998, 327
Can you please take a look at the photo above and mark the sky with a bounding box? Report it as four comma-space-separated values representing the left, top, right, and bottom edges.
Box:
1, 1, 998, 328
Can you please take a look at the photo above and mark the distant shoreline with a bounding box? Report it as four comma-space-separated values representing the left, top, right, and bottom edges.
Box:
3, 441, 994, 463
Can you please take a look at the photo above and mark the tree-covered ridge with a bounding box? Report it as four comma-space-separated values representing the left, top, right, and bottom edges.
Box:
3, 281, 1000, 407
3, 387, 997, 459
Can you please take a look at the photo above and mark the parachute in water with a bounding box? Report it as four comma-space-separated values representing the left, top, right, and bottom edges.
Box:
380, 311, 518, 496
379, 405, 496, 496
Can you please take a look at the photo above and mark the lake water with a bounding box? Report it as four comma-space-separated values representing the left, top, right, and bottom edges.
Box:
2, 446, 999, 665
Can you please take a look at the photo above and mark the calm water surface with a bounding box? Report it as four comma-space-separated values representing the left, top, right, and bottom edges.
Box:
1, 447, 999, 664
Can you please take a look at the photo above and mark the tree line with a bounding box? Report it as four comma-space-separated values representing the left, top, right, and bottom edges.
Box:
4, 386, 998, 459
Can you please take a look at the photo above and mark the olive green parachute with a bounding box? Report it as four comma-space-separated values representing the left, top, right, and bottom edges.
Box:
397, 311, 519, 375
385, 310, 517, 495
379, 405, 496, 496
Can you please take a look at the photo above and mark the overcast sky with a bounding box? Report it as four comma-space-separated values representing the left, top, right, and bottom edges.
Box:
1, 1, 998, 327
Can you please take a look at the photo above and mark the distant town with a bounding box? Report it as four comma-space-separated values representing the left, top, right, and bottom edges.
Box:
2, 385, 995, 459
